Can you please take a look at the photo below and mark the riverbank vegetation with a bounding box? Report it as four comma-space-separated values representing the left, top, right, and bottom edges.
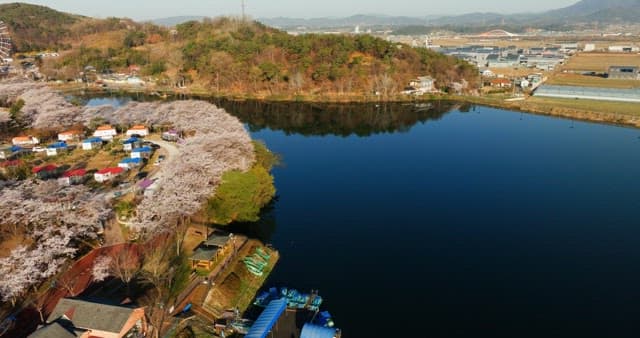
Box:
206, 141, 278, 225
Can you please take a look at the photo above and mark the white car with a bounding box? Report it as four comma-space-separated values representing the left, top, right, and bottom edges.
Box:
32, 146, 46, 153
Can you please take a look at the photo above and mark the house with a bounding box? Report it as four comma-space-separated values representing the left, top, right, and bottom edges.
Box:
58, 130, 83, 142
0, 145, 26, 160
12, 136, 40, 146
130, 146, 153, 159
32, 164, 61, 180
46, 142, 69, 157
93, 125, 118, 141
126, 125, 149, 137
122, 137, 142, 151
29, 297, 147, 338
409, 76, 436, 93
162, 129, 180, 142
490, 78, 512, 88
58, 169, 87, 186
94, 167, 125, 183
81, 137, 103, 151
190, 233, 234, 270
608, 66, 640, 80
118, 157, 143, 170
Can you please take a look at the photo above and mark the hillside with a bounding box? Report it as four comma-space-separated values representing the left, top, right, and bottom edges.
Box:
0, 2, 80, 52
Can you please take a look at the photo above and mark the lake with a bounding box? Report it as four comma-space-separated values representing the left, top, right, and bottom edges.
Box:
88, 97, 640, 337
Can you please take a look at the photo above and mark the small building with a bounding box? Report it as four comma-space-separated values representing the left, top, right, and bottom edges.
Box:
93, 125, 118, 141
490, 78, 512, 88
162, 129, 180, 142
46, 142, 69, 157
608, 66, 640, 80
118, 157, 143, 170
410, 76, 436, 93
131, 146, 153, 159
81, 137, 103, 150
122, 137, 142, 151
190, 233, 234, 270
94, 167, 125, 183
32, 164, 60, 180
0, 145, 26, 160
126, 125, 149, 137
58, 169, 87, 186
30, 297, 147, 338
58, 130, 83, 142
608, 45, 640, 53
12, 136, 40, 146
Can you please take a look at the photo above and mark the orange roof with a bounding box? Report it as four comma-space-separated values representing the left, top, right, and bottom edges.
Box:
129, 125, 148, 130
96, 125, 115, 131
59, 130, 81, 135
12, 136, 31, 141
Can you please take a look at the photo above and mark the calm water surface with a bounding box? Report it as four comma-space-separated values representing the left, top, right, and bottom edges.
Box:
89, 97, 640, 337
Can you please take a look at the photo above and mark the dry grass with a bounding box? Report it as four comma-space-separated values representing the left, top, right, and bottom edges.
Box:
562, 53, 640, 72
525, 96, 640, 116
71, 30, 128, 49
547, 73, 640, 89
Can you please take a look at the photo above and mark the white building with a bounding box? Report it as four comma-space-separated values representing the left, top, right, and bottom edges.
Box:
58, 130, 82, 142
94, 167, 125, 183
12, 136, 39, 146
93, 125, 118, 141
81, 137, 103, 150
126, 125, 149, 137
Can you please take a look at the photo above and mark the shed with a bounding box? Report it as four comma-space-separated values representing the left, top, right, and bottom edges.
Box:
119, 157, 143, 170
131, 146, 153, 159
245, 299, 288, 338
81, 137, 103, 150
301, 324, 338, 338
46, 142, 69, 157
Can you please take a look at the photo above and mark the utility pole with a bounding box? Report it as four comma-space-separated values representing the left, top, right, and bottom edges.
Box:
241, 0, 246, 21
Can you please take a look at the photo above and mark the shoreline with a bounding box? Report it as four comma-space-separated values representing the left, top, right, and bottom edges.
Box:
53, 83, 640, 129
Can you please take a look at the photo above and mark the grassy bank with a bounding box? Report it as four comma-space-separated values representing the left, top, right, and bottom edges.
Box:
54, 82, 640, 129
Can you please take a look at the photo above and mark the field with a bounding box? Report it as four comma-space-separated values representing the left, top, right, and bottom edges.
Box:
524, 96, 640, 117
562, 52, 640, 72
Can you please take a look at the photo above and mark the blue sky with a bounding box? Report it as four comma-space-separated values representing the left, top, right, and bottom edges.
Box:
0, 0, 579, 20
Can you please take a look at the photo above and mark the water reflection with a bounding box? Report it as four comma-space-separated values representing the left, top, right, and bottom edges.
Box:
79, 93, 463, 137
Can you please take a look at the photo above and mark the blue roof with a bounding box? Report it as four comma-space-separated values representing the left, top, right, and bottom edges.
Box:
245, 299, 287, 338
132, 146, 152, 153
300, 324, 337, 338
82, 137, 103, 143
47, 142, 68, 149
122, 137, 140, 144
120, 157, 142, 164
10, 145, 22, 152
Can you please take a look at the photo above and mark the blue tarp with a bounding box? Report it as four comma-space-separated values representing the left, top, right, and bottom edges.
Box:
245, 299, 287, 338
300, 324, 337, 338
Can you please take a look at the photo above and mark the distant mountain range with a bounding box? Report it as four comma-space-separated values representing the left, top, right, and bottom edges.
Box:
152, 0, 640, 31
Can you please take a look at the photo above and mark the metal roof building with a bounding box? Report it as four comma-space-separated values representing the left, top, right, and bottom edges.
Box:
300, 324, 338, 338
245, 299, 288, 338
534, 85, 640, 103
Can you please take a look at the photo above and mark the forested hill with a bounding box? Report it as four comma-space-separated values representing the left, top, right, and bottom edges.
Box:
0, 2, 80, 51
1, 3, 479, 97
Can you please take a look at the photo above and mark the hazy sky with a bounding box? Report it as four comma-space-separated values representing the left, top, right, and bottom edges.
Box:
0, 0, 580, 20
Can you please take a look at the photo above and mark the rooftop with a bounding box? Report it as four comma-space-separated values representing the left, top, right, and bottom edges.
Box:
96, 125, 115, 131
96, 167, 125, 175
47, 298, 139, 334
191, 246, 219, 262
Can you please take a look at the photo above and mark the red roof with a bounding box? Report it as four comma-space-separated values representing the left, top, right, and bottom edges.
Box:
1, 160, 22, 168
32, 164, 58, 174
96, 167, 125, 175
63, 169, 87, 178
